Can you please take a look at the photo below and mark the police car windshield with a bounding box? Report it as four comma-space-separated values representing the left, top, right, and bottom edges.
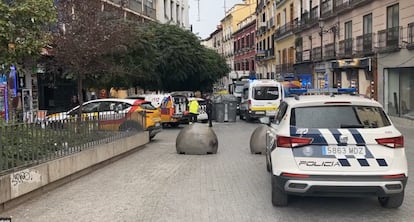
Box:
291, 105, 391, 129
253, 86, 279, 100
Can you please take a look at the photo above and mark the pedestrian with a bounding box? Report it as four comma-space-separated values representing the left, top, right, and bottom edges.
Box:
188, 98, 199, 124
70, 95, 79, 108
206, 96, 213, 127
12, 92, 23, 122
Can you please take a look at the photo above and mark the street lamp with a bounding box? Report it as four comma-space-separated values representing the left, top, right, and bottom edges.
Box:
319, 19, 339, 60
319, 19, 325, 60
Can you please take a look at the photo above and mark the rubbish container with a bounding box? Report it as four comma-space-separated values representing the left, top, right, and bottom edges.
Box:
222, 94, 237, 122
213, 95, 237, 123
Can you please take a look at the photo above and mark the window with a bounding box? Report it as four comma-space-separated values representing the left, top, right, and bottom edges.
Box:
253, 86, 279, 100
243, 87, 249, 99
387, 4, 399, 28
345, 21, 352, 39
363, 14, 372, 34
291, 106, 391, 128
82, 102, 100, 113
274, 101, 288, 124
140, 102, 156, 110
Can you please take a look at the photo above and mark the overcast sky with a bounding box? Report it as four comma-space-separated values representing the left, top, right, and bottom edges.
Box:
189, 0, 241, 39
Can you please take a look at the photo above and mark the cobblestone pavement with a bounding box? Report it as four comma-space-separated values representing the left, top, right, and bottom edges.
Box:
1, 121, 414, 222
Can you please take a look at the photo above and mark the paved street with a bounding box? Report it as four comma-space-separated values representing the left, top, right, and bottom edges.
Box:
1, 120, 414, 222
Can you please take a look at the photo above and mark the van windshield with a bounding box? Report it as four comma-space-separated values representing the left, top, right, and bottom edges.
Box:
235, 85, 244, 93
253, 86, 279, 100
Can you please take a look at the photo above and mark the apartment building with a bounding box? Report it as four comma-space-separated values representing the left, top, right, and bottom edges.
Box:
274, 0, 301, 83
376, 1, 414, 120
221, 0, 257, 86
103, 0, 157, 21
293, 0, 414, 121
202, 25, 223, 55
233, 14, 257, 80
155, 0, 190, 29
255, 0, 276, 79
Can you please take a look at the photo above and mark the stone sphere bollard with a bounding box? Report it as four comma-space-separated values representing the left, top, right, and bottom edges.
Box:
176, 123, 218, 155
250, 125, 270, 154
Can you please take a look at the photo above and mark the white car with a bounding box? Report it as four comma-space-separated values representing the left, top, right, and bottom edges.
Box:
264, 88, 407, 208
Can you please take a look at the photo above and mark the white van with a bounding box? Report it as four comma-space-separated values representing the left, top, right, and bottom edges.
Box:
239, 79, 282, 121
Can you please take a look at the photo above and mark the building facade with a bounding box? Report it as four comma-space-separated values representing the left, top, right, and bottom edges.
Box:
294, 0, 377, 94
233, 14, 257, 80
104, 0, 157, 21
274, 0, 300, 84
155, 0, 190, 29
221, 0, 257, 88
255, 0, 277, 79
376, 1, 414, 121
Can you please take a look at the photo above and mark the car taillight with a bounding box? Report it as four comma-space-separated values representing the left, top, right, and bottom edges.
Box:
382, 174, 406, 179
376, 136, 404, 148
281, 172, 310, 178
276, 136, 313, 148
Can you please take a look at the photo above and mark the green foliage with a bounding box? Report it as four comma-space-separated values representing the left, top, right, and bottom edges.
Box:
0, 0, 57, 67
114, 23, 230, 92
49, 3, 228, 93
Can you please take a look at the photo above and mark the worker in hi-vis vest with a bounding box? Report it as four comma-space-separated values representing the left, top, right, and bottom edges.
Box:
188, 99, 199, 124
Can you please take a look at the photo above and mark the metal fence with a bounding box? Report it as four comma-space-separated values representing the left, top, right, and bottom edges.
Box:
0, 113, 146, 176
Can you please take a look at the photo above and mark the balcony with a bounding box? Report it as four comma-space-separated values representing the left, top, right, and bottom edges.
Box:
406, 23, 414, 50
323, 43, 336, 60
269, 17, 275, 28
274, 22, 295, 40
338, 38, 353, 58
356, 33, 375, 55
294, 8, 319, 33
377, 26, 402, 53
321, 0, 333, 18
333, 0, 373, 15
276, 63, 294, 74
129, 0, 143, 13
144, 6, 156, 19
296, 51, 303, 63
312, 47, 322, 61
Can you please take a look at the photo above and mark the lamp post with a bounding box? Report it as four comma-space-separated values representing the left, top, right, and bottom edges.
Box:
319, 20, 324, 61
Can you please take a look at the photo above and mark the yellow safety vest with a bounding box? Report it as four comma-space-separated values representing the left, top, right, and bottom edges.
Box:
189, 100, 199, 114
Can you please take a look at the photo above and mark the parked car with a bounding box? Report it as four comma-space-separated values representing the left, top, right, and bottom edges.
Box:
127, 93, 188, 127
47, 98, 162, 139
263, 88, 407, 208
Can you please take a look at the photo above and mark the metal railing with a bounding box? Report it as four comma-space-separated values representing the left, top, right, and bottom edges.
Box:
377, 26, 402, 52
0, 113, 145, 176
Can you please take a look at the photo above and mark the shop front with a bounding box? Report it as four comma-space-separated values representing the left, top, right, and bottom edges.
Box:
384, 68, 414, 120
294, 62, 313, 88
331, 57, 375, 98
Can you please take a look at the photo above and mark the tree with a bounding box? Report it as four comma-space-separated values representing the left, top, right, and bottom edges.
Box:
51, 0, 133, 106
124, 23, 229, 92
0, 0, 56, 68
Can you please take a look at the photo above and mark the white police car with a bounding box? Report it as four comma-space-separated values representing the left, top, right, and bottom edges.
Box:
264, 88, 407, 208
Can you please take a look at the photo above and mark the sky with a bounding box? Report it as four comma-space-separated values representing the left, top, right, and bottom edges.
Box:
188, 0, 241, 40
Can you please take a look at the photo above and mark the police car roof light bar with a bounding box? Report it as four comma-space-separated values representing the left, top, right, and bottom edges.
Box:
286, 88, 357, 97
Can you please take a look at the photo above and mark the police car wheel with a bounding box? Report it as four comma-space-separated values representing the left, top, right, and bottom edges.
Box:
378, 191, 404, 208
271, 175, 288, 207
